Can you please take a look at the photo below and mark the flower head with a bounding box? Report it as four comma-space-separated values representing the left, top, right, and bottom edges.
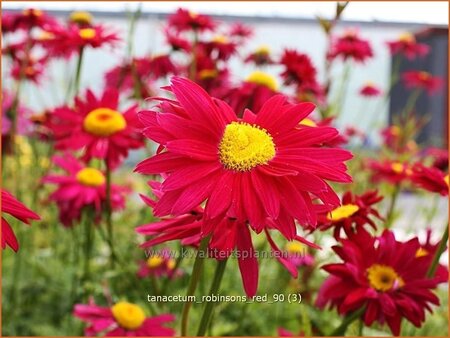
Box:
317, 229, 441, 335
316, 190, 384, 239
245, 45, 274, 66
1, 189, 40, 252
410, 163, 448, 196
48, 88, 144, 168
329, 29, 373, 63
359, 82, 382, 97
402, 71, 443, 95
368, 160, 412, 184
43, 154, 128, 226
167, 8, 216, 33
137, 248, 182, 279
136, 77, 352, 232
387, 32, 429, 60
74, 299, 175, 336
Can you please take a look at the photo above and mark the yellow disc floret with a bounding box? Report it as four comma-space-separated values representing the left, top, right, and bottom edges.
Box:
415, 247, 429, 258
367, 264, 404, 292
255, 45, 271, 55
167, 259, 176, 270
391, 162, 404, 174
199, 69, 218, 80
219, 122, 275, 171
444, 175, 449, 186
286, 242, 304, 255
83, 108, 126, 137
327, 204, 359, 222
245, 71, 278, 91
70, 11, 93, 25
212, 35, 228, 44
111, 302, 146, 330
299, 118, 317, 127
79, 28, 96, 40
147, 256, 164, 269
76, 168, 105, 187
398, 32, 415, 43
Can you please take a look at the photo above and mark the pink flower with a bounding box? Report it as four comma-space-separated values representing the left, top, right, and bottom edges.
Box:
359, 82, 382, 97
402, 71, 443, 95
74, 299, 175, 336
387, 33, 429, 60
43, 154, 128, 227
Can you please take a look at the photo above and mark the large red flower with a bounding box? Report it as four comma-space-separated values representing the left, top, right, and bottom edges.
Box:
387, 33, 429, 60
316, 229, 441, 335
48, 88, 144, 168
136, 77, 352, 237
329, 29, 373, 63
315, 190, 384, 239
1, 189, 40, 252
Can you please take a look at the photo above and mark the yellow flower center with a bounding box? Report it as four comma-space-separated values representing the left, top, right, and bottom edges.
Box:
415, 247, 429, 258
167, 259, 176, 270
79, 28, 96, 40
70, 11, 93, 25
24, 66, 36, 76
83, 108, 126, 137
76, 168, 105, 187
255, 45, 271, 55
212, 35, 228, 44
418, 71, 430, 81
147, 256, 164, 268
23, 8, 42, 17
189, 11, 198, 19
286, 242, 304, 255
219, 122, 275, 172
398, 32, 415, 43
111, 302, 146, 330
199, 69, 218, 80
444, 175, 449, 186
391, 162, 404, 174
327, 204, 359, 221
245, 71, 278, 91
299, 118, 317, 127
367, 264, 404, 292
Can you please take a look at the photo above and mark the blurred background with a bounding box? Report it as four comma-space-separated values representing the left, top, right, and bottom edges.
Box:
2, 1, 449, 146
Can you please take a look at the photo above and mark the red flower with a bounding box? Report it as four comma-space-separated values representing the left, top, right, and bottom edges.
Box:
48, 88, 144, 168
148, 54, 179, 79
368, 160, 412, 184
167, 8, 216, 33
359, 82, 382, 97
44, 24, 120, 58
1, 189, 40, 252
164, 29, 191, 52
137, 248, 182, 279
410, 163, 448, 196
244, 45, 274, 66
417, 229, 448, 283
424, 147, 448, 171
43, 154, 128, 226
229, 22, 253, 39
279, 49, 319, 89
2, 9, 58, 33
387, 33, 429, 60
402, 71, 443, 95
329, 29, 373, 63
317, 229, 440, 335
11, 56, 46, 83
74, 299, 175, 336
200, 35, 238, 61
136, 77, 352, 230
315, 190, 384, 239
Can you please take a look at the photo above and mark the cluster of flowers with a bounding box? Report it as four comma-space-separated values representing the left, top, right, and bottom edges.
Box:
1, 6, 448, 337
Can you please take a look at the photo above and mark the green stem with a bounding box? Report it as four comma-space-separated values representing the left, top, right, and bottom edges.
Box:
74, 47, 85, 95
427, 224, 449, 278
403, 88, 421, 116
197, 258, 228, 336
329, 307, 365, 336
104, 161, 115, 268
189, 30, 199, 81
82, 209, 95, 286
385, 184, 400, 228
181, 236, 210, 336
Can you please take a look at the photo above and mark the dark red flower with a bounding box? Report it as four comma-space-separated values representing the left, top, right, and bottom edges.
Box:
148, 54, 179, 79
368, 160, 412, 184
359, 82, 382, 97
423, 147, 448, 171
229, 22, 253, 39
2, 9, 59, 33
317, 229, 441, 335
315, 190, 384, 239
167, 8, 216, 33
244, 45, 274, 66
164, 29, 191, 52
410, 163, 448, 196
329, 29, 373, 63
402, 71, 443, 95
387, 33, 429, 60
